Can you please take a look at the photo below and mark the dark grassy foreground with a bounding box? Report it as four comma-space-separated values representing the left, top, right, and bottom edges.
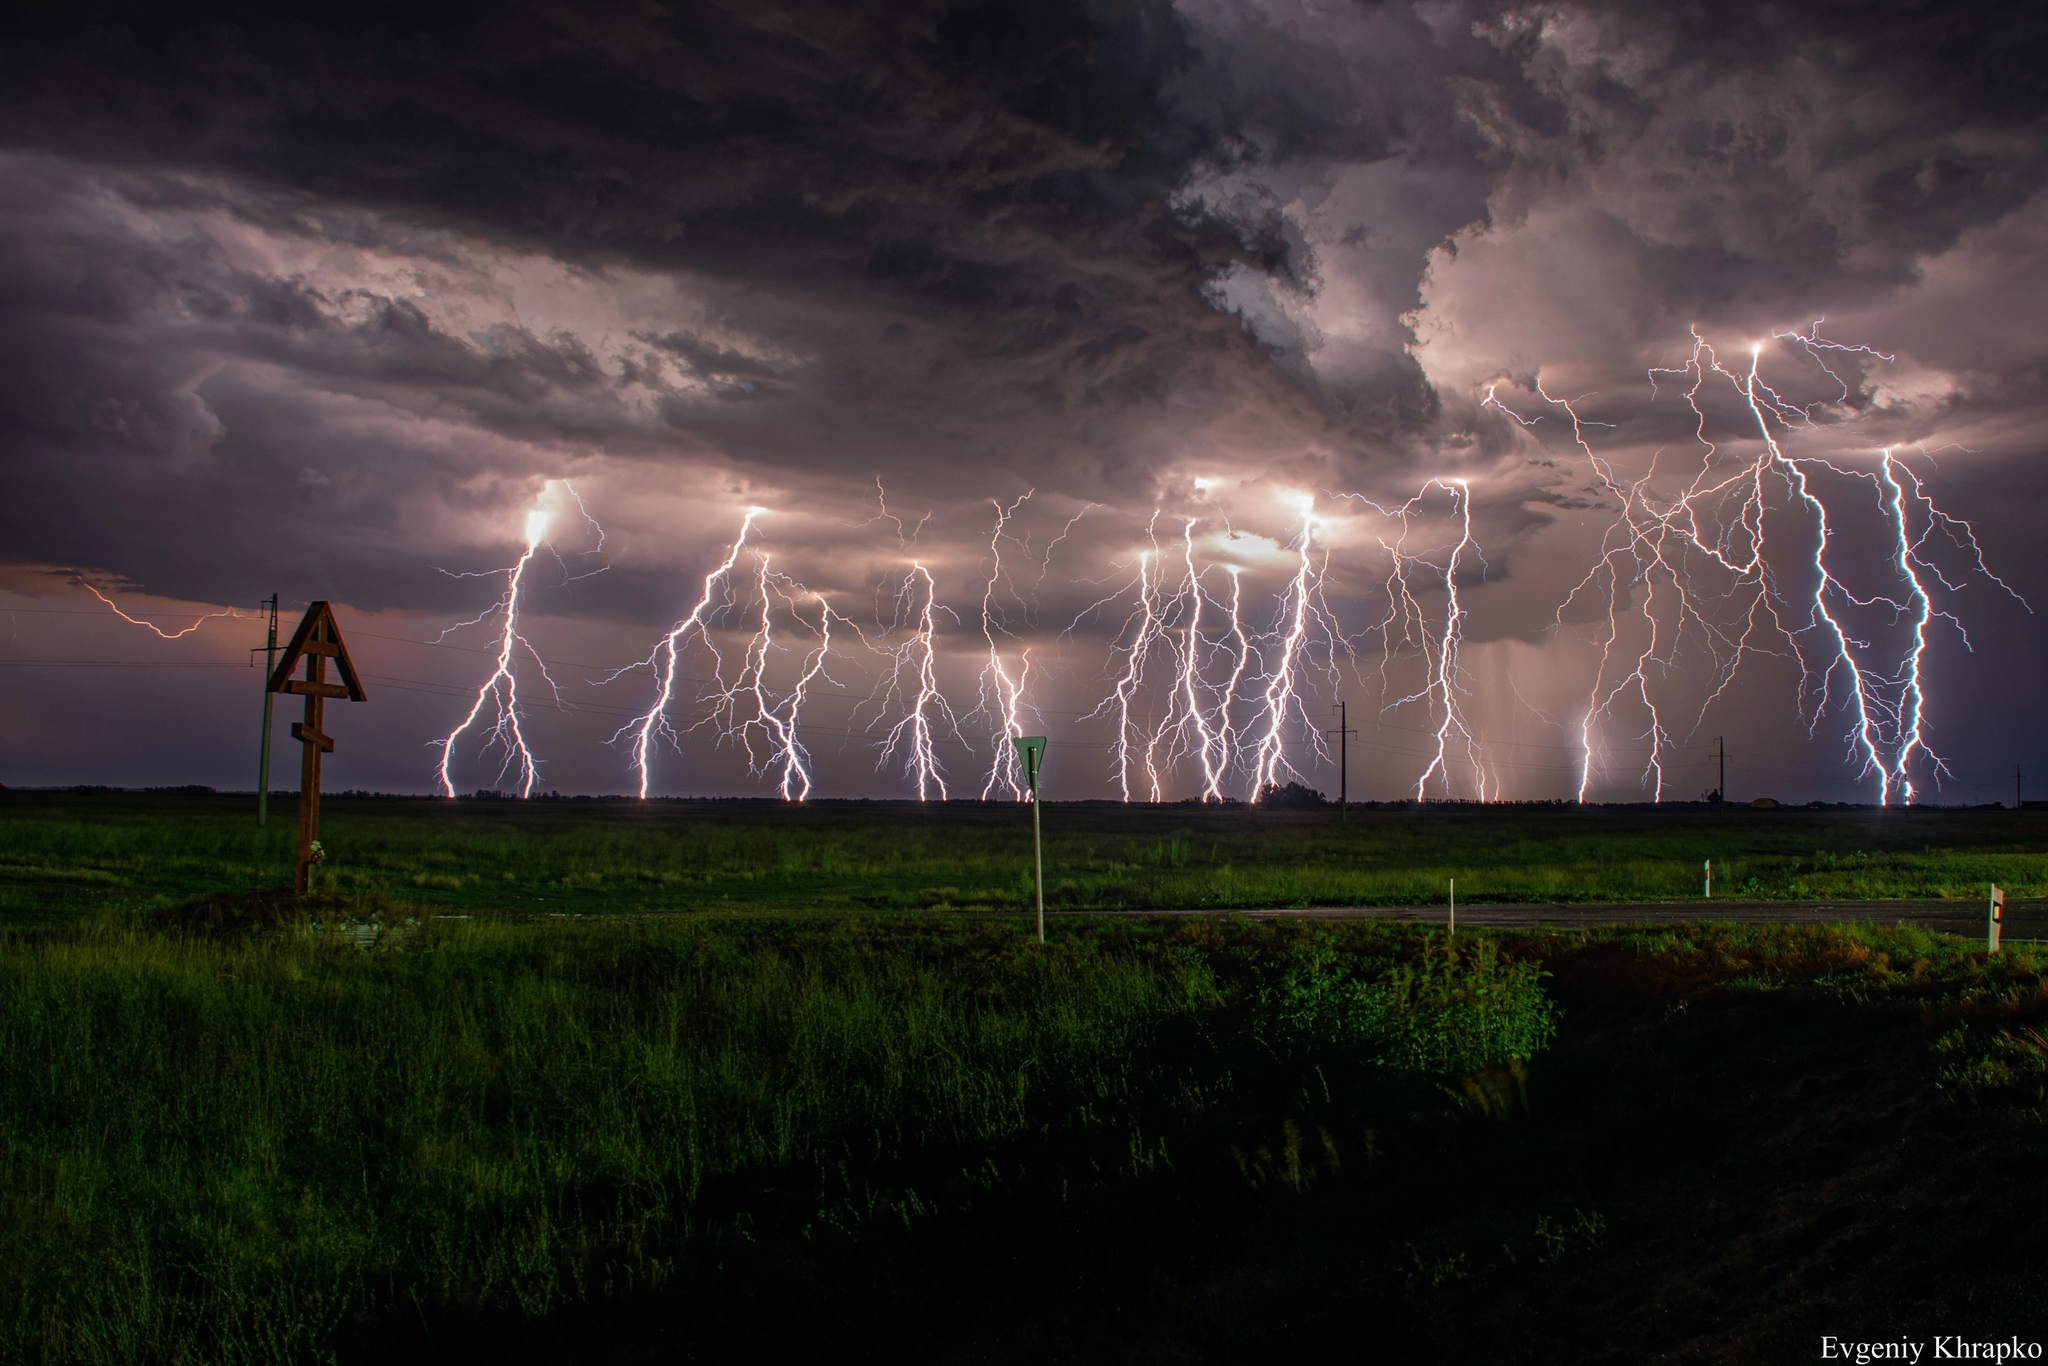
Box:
6, 904, 2048, 1364
3, 791, 2045, 920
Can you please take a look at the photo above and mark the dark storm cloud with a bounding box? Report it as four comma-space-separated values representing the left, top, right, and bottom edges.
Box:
3, 0, 2046, 798
1410, 0, 2048, 384
0, 0, 1367, 609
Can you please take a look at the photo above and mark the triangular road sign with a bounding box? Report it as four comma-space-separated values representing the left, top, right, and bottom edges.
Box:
266, 601, 366, 700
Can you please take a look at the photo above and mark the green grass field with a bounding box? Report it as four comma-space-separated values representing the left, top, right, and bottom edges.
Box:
3, 791, 2045, 921
4, 793, 2048, 1363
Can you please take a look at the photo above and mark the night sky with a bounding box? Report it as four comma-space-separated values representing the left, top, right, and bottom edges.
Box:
3, 0, 2045, 804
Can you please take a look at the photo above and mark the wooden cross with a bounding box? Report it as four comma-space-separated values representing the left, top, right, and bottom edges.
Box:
266, 602, 366, 893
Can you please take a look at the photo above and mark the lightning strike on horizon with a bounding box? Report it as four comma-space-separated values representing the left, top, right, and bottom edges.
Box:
705, 548, 869, 802
977, 493, 1035, 801
782, 591, 846, 801
1087, 519, 1166, 803
612, 507, 765, 799
1345, 480, 1489, 800
875, 562, 962, 801
1080, 498, 1354, 804
435, 507, 571, 799
710, 553, 808, 800
706, 554, 866, 803
1248, 495, 1337, 801
1209, 565, 1251, 802
1167, 520, 1229, 803
1486, 322, 2027, 804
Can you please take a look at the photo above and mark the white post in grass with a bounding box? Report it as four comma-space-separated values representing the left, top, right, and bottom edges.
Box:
1990, 884, 2005, 954
1704, 859, 1712, 898
1448, 878, 1455, 937
1015, 736, 1048, 944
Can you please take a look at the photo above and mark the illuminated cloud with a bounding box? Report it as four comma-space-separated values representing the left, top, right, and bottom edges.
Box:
0, 0, 2041, 800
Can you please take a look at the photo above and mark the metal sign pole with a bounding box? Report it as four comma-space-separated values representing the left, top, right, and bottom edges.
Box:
1016, 736, 1048, 943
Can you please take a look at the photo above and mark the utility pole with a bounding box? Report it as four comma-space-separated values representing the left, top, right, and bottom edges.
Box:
1718, 736, 1726, 806
2018, 765, 2024, 810
1015, 736, 1048, 943
1327, 701, 1357, 822
256, 594, 279, 826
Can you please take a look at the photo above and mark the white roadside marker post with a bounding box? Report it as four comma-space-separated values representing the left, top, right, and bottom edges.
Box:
1705, 859, 1712, 898
1990, 884, 2005, 954
1448, 878, 1455, 937
1015, 736, 1048, 944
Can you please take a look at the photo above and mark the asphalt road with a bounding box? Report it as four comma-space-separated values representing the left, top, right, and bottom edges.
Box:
1068, 900, 2046, 938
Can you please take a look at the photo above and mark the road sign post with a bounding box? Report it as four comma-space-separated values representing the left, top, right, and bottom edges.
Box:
1990, 884, 2005, 954
1015, 736, 1047, 943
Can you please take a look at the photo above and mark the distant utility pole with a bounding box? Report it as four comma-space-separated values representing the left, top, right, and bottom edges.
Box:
2018, 765, 2024, 810
1014, 736, 1048, 943
255, 594, 279, 826
1327, 702, 1357, 821
1718, 736, 1726, 806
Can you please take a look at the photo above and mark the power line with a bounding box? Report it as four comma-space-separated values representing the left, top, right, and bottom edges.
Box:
0, 660, 248, 668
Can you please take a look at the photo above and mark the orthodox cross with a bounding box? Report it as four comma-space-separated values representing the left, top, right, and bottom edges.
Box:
266, 602, 366, 893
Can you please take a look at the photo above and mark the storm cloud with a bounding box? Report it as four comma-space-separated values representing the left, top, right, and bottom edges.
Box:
2, 0, 2043, 802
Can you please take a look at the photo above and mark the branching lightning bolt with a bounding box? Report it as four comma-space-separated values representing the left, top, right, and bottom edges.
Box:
1343, 480, 1489, 799
1085, 517, 1166, 802
613, 507, 765, 799
875, 562, 963, 801
976, 493, 1036, 801
1488, 322, 2027, 804
1248, 494, 1341, 801
78, 580, 244, 638
436, 507, 565, 798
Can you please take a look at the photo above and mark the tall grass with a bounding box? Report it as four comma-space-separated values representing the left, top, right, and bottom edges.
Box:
0, 916, 1216, 1362
5, 895, 2038, 1362
1270, 933, 1557, 1072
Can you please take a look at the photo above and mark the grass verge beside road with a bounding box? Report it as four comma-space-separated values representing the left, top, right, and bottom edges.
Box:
3, 906, 2048, 1362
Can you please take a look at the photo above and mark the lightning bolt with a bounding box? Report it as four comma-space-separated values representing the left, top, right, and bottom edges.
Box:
1248, 494, 1339, 801
78, 580, 243, 638
1081, 496, 1349, 804
875, 562, 963, 801
1086, 518, 1166, 803
1169, 520, 1230, 803
780, 590, 844, 801
977, 492, 1035, 801
1488, 323, 2026, 804
613, 507, 765, 799
435, 506, 563, 798
1345, 480, 1489, 800
709, 556, 864, 803
1132, 517, 1240, 803
1208, 565, 1250, 801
